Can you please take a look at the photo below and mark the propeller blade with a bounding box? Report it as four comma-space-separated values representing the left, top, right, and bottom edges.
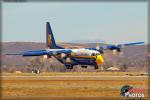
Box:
43, 55, 48, 59
96, 44, 100, 50
119, 52, 124, 57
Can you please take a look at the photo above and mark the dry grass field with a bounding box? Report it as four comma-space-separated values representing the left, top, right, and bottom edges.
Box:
1, 72, 149, 100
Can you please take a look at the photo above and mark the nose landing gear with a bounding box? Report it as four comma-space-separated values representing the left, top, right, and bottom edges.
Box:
94, 64, 99, 70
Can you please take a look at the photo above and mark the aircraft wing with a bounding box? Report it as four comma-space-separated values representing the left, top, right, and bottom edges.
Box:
99, 42, 145, 52
117, 42, 145, 47
86, 42, 144, 53
6, 49, 72, 56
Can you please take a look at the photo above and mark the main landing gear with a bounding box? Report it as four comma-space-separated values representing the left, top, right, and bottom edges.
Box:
65, 64, 99, 70
65, 64, 73, 69
81, 65, 88, 68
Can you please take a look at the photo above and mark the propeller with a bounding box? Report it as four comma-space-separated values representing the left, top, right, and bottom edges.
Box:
119, 52, 124, 57
112, 49, 117, 55
59, 53, 71, 63
42, 49, 52, 59
96, 44, 104, 54
43, 55, 51, 59
60, 53, 67, 58
96, 44, 100, 50
43, 55, 48, 59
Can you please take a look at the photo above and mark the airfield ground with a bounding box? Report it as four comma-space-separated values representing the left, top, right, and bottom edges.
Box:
0, 72, 149, 100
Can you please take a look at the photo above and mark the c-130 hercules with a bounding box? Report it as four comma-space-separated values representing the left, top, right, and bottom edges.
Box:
7, 22, 144, 69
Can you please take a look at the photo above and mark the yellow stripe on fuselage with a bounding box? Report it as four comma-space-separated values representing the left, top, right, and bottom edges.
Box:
70, 55, 96, 59
70, 54, 104, 64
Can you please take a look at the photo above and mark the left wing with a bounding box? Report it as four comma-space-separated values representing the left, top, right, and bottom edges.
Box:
6, 49, 72, 57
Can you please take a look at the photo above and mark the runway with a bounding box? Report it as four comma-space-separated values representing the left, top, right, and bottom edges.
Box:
1, 75, 148, 80
1, 73, 149, 99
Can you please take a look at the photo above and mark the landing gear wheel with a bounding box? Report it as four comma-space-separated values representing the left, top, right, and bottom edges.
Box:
81, 66, 87, 68
66, 64, 73, 69
69, 66, 73, 69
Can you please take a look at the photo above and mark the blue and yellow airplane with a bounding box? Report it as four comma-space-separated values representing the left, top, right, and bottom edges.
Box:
7, 22, 144, 69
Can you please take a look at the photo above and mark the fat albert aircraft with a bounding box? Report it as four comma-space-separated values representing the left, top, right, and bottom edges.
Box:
8, 22, 144, 69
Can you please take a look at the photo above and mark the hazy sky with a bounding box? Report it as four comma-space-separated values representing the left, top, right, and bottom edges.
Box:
2, 2, 148, 44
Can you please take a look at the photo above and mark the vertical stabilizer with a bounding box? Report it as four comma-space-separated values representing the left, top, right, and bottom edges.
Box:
46, 22, 63, 49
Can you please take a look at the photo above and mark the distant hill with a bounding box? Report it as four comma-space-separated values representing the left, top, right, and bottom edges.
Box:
2, 42, 45, 54
70, 39, 105, 44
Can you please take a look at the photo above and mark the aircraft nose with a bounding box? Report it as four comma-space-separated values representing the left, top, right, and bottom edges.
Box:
96, 54, 104, 64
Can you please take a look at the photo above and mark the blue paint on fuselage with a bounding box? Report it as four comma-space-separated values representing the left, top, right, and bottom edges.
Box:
68, 57, 96, 65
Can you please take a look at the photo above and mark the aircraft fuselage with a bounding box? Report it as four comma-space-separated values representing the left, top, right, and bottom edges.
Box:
46, 48, 103, 69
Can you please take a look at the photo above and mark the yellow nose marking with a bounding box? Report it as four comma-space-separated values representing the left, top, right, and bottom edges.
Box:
96, 54, 104, 64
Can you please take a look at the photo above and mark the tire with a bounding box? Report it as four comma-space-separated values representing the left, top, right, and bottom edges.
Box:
94, 64, 99, 69
66, 64, 73, 69
81, 66, 87, 68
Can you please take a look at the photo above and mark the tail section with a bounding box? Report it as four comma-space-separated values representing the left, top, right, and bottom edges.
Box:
46, 22, 63, 49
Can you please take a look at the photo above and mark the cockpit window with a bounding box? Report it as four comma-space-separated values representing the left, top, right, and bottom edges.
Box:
91, 53, 95, 56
